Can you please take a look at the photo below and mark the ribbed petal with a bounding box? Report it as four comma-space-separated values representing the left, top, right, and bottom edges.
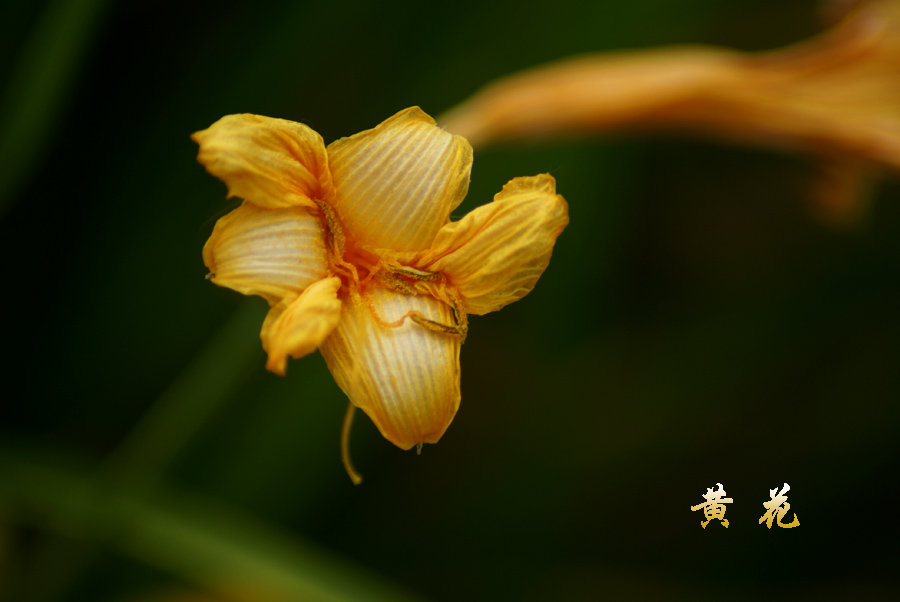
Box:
203, 201, 328, 305
193, 114, 334, 209
261, 277, 342, 375
326, 107, 473, 252
422, 174, 568, 315
319, 287, 461, 450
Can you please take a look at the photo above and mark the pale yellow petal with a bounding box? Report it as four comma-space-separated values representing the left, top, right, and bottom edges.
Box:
203, 201, 328, 305
326, 107, 473, 252
319, 287, 461, 450
261, 277, 342, 375
422, 174, 568, 315
193, 114, 334, 209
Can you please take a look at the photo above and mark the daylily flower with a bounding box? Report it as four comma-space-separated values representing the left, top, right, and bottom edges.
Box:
194, 107, 568, 482
439, 0, 900, 224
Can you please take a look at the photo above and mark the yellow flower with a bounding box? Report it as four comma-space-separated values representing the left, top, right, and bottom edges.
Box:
193, 107, 568, 482
440, 0, 900, 224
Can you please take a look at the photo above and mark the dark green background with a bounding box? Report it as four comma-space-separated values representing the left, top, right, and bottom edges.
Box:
2, 0, 898, 600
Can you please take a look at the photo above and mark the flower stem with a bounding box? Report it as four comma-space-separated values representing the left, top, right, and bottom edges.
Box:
0, 0, 112, 216
102, 300, 264, 491
341, 403, 364, 485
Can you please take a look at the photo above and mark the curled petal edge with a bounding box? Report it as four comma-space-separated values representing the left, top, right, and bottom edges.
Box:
261, 277, 343, 375
421, 174, 569, 315
193, 113, 334, 209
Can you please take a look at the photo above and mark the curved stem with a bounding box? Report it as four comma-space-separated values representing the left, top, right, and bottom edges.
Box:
341, 403, 364, 485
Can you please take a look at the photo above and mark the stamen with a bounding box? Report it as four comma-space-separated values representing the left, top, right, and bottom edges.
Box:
376, 271, 417, 296
412, 284, 469, 342
358, 282, 468, 340
410, 312, 468, 337
445, 288, 469, 329
359, 266, 379, 287
386, 265, 441, 281
337, 256, 361, 287
341, 402, 363, 485
314, 200, 345, 257
359, 254, 391, 287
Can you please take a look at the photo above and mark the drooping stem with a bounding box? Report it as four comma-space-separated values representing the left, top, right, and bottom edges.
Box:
341, 402, 363, 485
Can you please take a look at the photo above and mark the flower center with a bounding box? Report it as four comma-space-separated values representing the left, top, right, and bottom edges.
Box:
312, 199, 468, 339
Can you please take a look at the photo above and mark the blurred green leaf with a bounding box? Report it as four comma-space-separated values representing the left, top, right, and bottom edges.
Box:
0, 449, 423, 602
103, 300, 265, 493
0, 0, 111, 215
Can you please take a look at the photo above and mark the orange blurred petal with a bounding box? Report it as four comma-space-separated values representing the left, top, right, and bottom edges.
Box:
320, 287, 461, 450
442, 1, 900, 167
327, 107, 472, 252
440, 47, 738, 147
422, 174, 569, 315
440, 0, 900, 222
202, 201, 328, 305
193, 114, 334, 209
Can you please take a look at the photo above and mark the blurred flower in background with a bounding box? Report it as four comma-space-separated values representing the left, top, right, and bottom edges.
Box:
440, 0, 900, 224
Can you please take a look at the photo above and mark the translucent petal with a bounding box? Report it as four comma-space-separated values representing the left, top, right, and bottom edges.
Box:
261, 277, 342, 375
326, 107, 473, 252
193, 114, 334, 209
423, 174, 568, 315
319, 287, 461, 450
203, 201, 328, 305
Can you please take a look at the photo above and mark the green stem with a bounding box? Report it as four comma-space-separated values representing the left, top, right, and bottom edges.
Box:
0, 451, 422, 602
102, 300, 265, 492
0, 0, 112, 216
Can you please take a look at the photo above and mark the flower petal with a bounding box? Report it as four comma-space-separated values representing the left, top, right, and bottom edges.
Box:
438, 48, 738, 148
326, 107, 473, 252
422, 174, 568, 315
193, 114, 334, 209
261, 277, 342, 375
203, 201, 329, 305
319, 287, 461, 450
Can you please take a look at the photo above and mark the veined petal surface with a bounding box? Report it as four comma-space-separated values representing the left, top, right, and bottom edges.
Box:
320, 287, 461, 450
193, 114, 334, 209
203, 201, 328, 305
423, 174, 568, 315
261, 277, 342, 375
327, 107, 473, 252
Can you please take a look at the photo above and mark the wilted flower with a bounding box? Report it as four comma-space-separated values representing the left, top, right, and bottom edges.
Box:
194, 107, 568, 482
440, 0, 900, 223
